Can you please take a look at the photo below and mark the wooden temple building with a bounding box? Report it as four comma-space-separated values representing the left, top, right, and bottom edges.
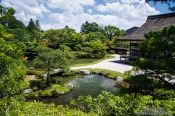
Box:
117, 12, 175, 61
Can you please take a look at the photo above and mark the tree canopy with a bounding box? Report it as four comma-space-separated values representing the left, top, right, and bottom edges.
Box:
134, 26, 175, 89
81, 21, 103, 33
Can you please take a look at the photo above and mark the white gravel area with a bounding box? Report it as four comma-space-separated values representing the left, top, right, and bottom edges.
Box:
71, 54, 133, 73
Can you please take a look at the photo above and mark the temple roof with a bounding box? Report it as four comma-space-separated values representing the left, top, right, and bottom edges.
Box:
119, 12, 175, 41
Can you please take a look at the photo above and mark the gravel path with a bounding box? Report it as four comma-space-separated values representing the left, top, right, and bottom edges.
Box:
71, 54, 133, 73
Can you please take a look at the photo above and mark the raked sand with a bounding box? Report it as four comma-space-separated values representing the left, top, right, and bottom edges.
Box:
71, 54, 133, 73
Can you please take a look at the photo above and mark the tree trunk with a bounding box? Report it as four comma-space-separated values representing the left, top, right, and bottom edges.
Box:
46, 60, 51, 86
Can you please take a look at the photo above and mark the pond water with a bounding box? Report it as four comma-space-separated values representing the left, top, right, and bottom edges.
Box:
37, 74, 120, 105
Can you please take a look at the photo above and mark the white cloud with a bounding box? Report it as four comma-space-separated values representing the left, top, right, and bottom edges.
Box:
1, 0, 51, 23
1, 0, 160, 31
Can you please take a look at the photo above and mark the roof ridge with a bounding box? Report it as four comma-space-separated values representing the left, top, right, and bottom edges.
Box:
148, 12, 175, 19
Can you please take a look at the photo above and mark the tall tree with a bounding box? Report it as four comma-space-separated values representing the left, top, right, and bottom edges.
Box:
0, 6, 25, 29
104, 25, 125, 40
27, 19, 37, 32
34, 47, 68, 86
35, 20, 41, 31
81, 21, 102, 33
134, 26, 175, 89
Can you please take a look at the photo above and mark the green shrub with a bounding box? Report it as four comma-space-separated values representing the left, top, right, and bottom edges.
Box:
71, 91, 175, 116
0, 99, 95, 116
38, 84, 70, 97
30, 79, 46, 90
27, 69, 44, 78
63, 67, 75, 76
109, 50, 115, 54
39, 89, 52, 97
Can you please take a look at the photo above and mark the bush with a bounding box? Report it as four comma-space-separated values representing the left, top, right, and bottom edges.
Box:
26, 69, 44, 78
0, 99, 95, 116
109, 50, 115, 54
38, 84, 70, 97
70, 91, 175, 116
39, 89, 52, 97
30, 79, 46, 90
63, 67, 75, 76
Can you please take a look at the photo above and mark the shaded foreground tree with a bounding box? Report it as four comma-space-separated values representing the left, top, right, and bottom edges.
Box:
71, 91, 175, 115
0, 53, 26, 98
34, 47, 68, 86
134, 26, 175, 89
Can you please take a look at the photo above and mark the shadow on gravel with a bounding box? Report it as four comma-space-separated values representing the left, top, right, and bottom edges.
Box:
109, 60, 133, 66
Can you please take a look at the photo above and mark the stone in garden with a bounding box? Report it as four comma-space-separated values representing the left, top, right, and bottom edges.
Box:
67, 83, 74, 89
115, 76, 123, 83
29, 67, 35, 70
43, 74, 47, 80
24, 89, 33, 94
79, 69, 91, 75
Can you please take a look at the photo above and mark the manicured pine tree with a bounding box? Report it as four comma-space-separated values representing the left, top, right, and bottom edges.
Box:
27, 18, 37, 32
35, 20, 41, 31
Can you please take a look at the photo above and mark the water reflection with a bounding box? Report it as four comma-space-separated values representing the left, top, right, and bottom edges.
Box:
38, 74, 120, 105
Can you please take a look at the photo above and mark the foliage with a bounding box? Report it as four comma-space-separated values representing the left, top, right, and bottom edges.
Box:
69, 55, 114, 67
0, 6, 26, 29
0, 37, 27, 98
26, 69, 44, 78
29, 79, 46, 91
104, 25, 125, 40
43, 28, 78, 49
27, 19, 37, 32
34, 47, 68, 86
71, 91, 175, 116
0, 38, 23, 59
0, 53, 27, 98
0, 98, 95, 116
135, 26, 175, 89
38, 84, 70, 97
34, 47, 68, 69
81, 21, 103, 33
76, 40, 108, 59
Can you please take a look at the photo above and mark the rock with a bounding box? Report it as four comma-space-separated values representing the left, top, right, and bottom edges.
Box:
24, 89, 33, 94
67, 83, 74, 90
29, 67, 35, 70
79, 69, 91, 75
74, 70, 80, 74
115, 76, 123, 83
43, 74, 47, 80
92, 71, 103, 75
53, 69, 62, 73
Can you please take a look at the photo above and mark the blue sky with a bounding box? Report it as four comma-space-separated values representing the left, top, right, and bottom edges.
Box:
0, 0, 173, 31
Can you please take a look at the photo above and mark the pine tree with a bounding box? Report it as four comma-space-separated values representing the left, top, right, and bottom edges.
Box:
35, 20, 41, 31
27, 19, 37, 32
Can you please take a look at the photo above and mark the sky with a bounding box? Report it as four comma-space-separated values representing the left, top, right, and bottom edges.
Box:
0, 0, 173, 31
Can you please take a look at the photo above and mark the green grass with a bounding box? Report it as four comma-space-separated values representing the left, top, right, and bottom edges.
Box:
88, 68, 127, 79
69, 55, 114, 68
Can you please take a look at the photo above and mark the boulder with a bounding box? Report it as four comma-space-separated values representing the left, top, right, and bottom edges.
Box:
43, 74, 47, 80
24, 89, 33, 94
67, 83, 74, 90
115, 76, 123, 83
79, 69, 91, 75
29, 67, 35, 70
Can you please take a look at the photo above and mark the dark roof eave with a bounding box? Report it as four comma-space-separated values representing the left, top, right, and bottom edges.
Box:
117, 38, 144, 41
